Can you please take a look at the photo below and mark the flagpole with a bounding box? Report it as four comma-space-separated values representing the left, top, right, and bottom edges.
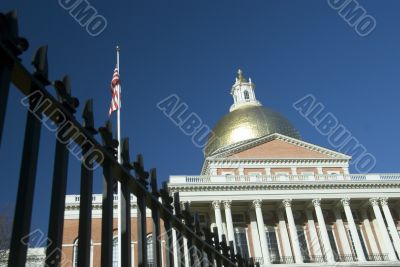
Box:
116, 45, 122, 267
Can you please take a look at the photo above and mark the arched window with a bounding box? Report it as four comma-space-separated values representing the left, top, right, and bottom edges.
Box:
112, 237, 118, 267
244, 91, 250, 100
234, 227, 249, 260
72, 239, 93, 267
147, 234, 154, 267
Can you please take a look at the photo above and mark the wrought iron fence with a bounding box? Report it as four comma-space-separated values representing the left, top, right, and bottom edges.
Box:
0, 10, 253, 267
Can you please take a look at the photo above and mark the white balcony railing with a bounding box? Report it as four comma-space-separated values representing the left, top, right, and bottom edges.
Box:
169, 173, 400, 184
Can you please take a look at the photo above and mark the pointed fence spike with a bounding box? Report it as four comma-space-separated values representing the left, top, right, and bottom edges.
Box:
150, 168, 158, 195
121, 138, 133, 169
31, 45, 49, 85
0, 11, 29, 54
82, 99, 96, 134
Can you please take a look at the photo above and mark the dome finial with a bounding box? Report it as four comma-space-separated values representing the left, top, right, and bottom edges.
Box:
237, 69, 246, 82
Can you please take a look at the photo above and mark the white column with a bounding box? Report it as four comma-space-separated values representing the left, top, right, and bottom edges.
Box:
265, 168, 271, 176
312, 199, 335, 263
317, 167, 323, 175
291, 167, 297, 175
360, 209, 379, 254
253, 199, 270, 264
380, 197, 400, 258
131, 242, 135, 267
369, 198, 397, 261
212, 200, 224, 239
223, 200, 236, 253
249, 210, 263, 258
277, 211, 293, 258
172, 229, 179, 267
161, 240, 165, 267
282, 199, 303, 263
183, 237, 189, 267
341, 198, 366, 261
371, 216, 385, 252
306, 210, 322, 257
333, 209, 352, 255
238, 168, 244, 176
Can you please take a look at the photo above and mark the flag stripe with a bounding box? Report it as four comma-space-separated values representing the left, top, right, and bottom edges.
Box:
109, 67, 120, 116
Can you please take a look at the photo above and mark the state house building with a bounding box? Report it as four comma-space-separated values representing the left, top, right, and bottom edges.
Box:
62, 70, 400, 267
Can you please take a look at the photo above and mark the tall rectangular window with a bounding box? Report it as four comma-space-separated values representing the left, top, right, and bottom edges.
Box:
265, 227, 280, 262
296, 226, 310, 261
326, 229, 339, 257
234, 228, 249, 260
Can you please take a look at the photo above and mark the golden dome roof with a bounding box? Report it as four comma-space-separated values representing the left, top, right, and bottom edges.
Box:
204, 105, 300, 157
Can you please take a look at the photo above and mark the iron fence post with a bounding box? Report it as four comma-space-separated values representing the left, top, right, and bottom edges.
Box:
99, 121, 117, 267
77, 100, 96, 267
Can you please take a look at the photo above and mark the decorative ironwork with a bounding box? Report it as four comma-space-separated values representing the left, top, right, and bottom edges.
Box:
367, 253, 389, 261
334, 254, 358, 262
269, 255, 295, 264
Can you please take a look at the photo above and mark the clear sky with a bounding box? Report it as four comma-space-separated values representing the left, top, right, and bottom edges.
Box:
1, 0, 400, 236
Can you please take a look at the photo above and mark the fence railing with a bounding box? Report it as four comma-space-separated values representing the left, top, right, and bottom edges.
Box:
367, 253, 389, 261
0, 10, 257, 267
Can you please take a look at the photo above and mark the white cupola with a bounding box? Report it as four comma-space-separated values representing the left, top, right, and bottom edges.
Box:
229, 69, 262, 112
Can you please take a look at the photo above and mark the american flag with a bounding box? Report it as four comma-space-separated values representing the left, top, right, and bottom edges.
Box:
109, 67, 120, 116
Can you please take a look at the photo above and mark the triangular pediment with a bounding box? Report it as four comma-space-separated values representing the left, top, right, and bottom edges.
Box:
208, 133, 350, 160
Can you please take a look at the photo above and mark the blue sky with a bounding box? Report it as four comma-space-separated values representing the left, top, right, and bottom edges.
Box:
1, 0, 400, 235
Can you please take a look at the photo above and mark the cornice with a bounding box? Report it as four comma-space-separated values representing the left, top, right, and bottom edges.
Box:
168, 180, 400, 193
208, 158, 349, 165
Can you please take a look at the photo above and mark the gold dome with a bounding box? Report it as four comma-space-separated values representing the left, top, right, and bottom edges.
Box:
205, 105, 300, 157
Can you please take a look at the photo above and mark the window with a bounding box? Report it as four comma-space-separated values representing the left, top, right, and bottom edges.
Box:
147, 234, 154, 267
112, 237, 118, 267
265, 227, 280, 262
234, 228, 249, 260
357, 229, 368, 257
296, 226, 310, 261
388, 227, 400, 260
346, 228, 368, 259
198, 214, 206, 224
73, 239, 93, 267
248, 172, 261, 177
244, 91, 250, 100
325, 228, 339, 257
72, 239, 78, 267
221, 171, 234, 176
232, 214, 245, 224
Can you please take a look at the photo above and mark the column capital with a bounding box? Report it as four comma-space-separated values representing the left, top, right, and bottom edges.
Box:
252, 199, 262, 209
312, 198, 321, 207
380, 197, 389, 206
369, 198, 379, 207
212, 200, 221, 209
282, 199, 292, 208
341, 197, 351, 207
223, 200, 232, 209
